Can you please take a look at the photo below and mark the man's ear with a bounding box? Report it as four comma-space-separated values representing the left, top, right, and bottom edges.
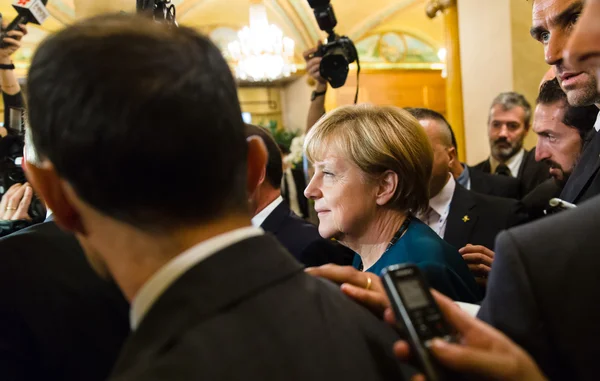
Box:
246, 136, 268, 196
24, 161, 85, 234
448, 146, 457, 167
376, 170, 399, 206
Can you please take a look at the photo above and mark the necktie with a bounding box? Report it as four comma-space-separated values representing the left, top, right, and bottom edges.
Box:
495, 163, 512, 177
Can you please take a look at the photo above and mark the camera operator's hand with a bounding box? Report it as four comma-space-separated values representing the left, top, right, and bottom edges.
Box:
388, 290, 547, 381
0, 183, 33, 221
303, 42, 327, 89
0, 23, 28, 60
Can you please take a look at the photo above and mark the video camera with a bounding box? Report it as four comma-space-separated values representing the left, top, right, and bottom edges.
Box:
307, 0, 359, 90
136, 0, 177, 26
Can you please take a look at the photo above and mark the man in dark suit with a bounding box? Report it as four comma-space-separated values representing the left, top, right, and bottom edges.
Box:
472, 92, 550, 196
0, 218, 130, 381
408, 108, 524, 285
447, 125, 521, 199
524, 78, 598, 217
24, 15, 412, 381
247, 124, 353, 267
478, 194, 600, 380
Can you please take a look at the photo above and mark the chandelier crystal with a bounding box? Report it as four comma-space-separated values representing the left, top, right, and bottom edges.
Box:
228, 3, 297, 82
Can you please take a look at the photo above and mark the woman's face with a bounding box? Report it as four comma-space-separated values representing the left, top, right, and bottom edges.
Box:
304, 148, 380, 240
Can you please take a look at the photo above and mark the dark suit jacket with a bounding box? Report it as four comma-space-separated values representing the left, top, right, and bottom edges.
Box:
261, 201, 353, 267
520, 178, 562, 221
0, 221, 130, 381
473, 148, 550, 196
109, 235, 412, 381
560, 129, 600, 204
478, 195, 600, 380
444, 184, 524, 251
282, 167, 309, 219
468, 166, 521, 199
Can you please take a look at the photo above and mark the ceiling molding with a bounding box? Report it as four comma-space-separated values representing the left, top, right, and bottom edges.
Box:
268, 0, 312, 51
348, 0, 419, 41
287, 0, 321, 45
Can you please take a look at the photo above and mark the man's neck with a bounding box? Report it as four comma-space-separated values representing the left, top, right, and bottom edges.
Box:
341, 209, 407, 271
94, 214, 252, 302
253, 186, 282, 216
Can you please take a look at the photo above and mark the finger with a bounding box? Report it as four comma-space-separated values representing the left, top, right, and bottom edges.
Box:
431, 290, 478, 335
459, 245, 491, 255
11, 185, 32, 221
475, 277, 488, 287
467, 263, 491, 275
340, 283, 390, 313
429, 339, 516, 379
302, 47, 318, 61
5, 30, 24, 39
411, 375, 426, 381
18, 24, 28, 34
462, 253, 493, 267
1, 38, 21, 48
383, 307, 396, 325
305, 264, 371, 288
393, 341, 411, 360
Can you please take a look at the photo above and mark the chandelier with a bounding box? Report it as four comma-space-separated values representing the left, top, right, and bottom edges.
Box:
228, 2, 297, 82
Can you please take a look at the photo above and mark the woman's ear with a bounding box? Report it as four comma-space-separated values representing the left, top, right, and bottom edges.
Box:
376, 170, 398, 206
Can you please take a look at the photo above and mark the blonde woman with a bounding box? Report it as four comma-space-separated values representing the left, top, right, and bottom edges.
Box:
304, 104, 479, 302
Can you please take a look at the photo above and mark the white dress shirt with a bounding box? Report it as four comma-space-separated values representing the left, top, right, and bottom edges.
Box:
251, 196, 283, 228
130, 226, 263, 330
594, 111, 600, 132
420, 175, 455, 238
490, 148, 525, 178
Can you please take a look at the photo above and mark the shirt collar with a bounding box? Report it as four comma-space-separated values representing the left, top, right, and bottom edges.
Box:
594, 111, 600, 132
430, 175, 455, 217
251, 196, 283, 228
489, 148, 525, 177
130, 226, 263, 330
456, 163, 470, 188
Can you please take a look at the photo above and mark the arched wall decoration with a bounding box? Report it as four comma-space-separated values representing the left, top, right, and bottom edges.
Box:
348, 0, 418, 42
354, 30, 443, 70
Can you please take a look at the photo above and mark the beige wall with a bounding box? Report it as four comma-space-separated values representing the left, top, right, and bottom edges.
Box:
458, 0, 514, 165
510, 0, 549, 150
458, 0, 549, 165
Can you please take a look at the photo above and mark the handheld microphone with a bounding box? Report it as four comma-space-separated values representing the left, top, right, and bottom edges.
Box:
549, 198, 577, 210
1, 0, 49, 48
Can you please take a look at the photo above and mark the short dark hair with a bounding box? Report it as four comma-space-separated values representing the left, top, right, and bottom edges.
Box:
537, 78, 597, 140
405, 107, 457, 150
489, 92, 532, 127
244, 124, 283, 189
27, 14, 248, 230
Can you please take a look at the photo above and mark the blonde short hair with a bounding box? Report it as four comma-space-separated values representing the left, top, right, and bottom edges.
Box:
305, 104, 433, 214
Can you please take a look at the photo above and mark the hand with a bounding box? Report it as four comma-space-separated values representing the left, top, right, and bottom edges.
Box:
305, 264, 390, 317
460, 244, 494, 286
0, 24, 28, 60
303, 42, 327, 87
388, 290, 547, 381
0, 183, 33, 221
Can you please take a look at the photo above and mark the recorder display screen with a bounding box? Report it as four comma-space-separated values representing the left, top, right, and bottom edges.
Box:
397, 279, 429, 310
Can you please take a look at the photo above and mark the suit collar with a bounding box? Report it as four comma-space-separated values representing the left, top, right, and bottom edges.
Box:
114, 234, 303, 372
444, 184, 478, 246
251, 196, 283, 228
260, 201, 293, 234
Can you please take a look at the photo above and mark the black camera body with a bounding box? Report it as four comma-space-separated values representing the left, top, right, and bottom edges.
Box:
136, 0, 177, 26
307, 0, 358, 89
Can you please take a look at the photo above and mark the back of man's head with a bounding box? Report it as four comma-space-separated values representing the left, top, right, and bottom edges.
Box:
26, 14, 248, 230
405, 107, 455, 149
244, 124, 283, 190
537, 78, 598, 140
